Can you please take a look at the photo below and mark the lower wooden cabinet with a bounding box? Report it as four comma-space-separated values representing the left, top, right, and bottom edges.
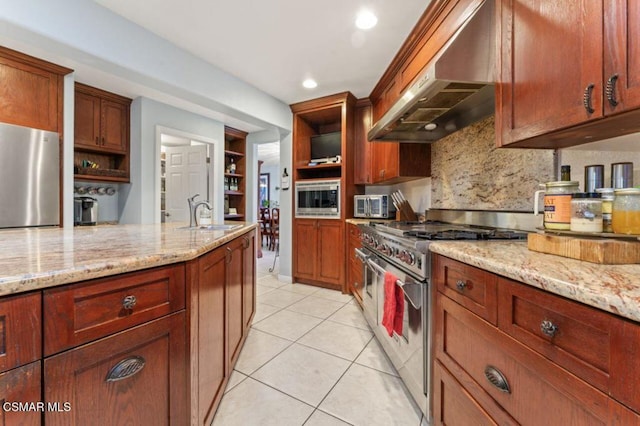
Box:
242, 233, 256, 331
432, 254, 640, 425
346, 223, 363, 305
44, 312, 186, 426
293, 219, 344, 289
0, 362, 42, 426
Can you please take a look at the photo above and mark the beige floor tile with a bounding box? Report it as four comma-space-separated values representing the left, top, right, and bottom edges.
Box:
354, 338, 398, 376
213, 378, 314, 426
252, 309, 323, 341
298, 321, 373, 361
252, 303, 282, 324
252, 343, 350, 406
312, 288, 354, 303
319, 364, 422, 426
259, 289, 308, 308
257, 284, 277, 296
327, 303, 370, 330
277, 282, 321, 295
304, 410, 352, 426
286, 296, 346, 319
224, 370, 248, 394
259, 275, 287, 289
234, 329, 292, 375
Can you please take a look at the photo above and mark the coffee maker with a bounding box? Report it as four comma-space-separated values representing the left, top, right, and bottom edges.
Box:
74, 196, 98, 226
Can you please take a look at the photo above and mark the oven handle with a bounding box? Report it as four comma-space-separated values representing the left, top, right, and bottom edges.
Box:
355, 247, 370, 263
365, 258, 423, 310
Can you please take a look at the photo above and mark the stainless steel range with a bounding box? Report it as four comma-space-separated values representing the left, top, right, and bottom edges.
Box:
355, 210, 539, 422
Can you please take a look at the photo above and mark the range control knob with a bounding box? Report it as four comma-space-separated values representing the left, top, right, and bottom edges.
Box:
399, 250, 409, 263
407, 252, 416, 265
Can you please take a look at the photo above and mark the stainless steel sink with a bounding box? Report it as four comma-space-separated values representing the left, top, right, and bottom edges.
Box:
176, 224, 243, 231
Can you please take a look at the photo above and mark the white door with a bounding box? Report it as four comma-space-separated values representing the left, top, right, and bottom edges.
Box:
165, 145, 208, 223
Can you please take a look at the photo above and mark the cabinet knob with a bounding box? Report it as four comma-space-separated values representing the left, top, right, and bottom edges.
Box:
583, 83, 595, 114
455, 280, 467, 291
540, 319, 558, 338
122, 295, 137, 310
605, 74, 619, 107
105, 356, 146, 382
484, 365, 511, 394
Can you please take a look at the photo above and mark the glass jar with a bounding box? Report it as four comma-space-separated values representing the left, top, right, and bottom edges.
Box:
612, 188, 640, 234
596, 188, 614, 232
570, 193, 603, 233
534, 181, 580, 230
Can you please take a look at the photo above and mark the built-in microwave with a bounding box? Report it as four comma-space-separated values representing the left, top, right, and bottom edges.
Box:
295, 180, 340, 218
354, 195, 395, 219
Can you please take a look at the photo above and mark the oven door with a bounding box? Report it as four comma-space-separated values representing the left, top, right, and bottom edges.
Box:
366, 253, 429, 418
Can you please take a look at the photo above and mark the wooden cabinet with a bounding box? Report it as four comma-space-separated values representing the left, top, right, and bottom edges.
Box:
0, 292, 41, 373
293, 219, 344, 289
0, 46, 70, 133
74, 83, 131, 182
0, 362, 42, 426
224, 127, 247, 221
354, 100, 430, 185
497, 0, 640, 148
44, 312, 186, 426
432, 254, 640, 424
242, 232, 256, 330
346, 223, 363, 306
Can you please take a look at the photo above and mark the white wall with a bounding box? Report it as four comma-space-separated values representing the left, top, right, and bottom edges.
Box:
121, 97, 224, 224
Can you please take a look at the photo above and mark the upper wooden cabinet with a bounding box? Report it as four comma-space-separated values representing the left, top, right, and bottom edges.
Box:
497, 0, 640, 148
0, 46, 71, 133
74, 83, 131, 182
354, 100, 430, 185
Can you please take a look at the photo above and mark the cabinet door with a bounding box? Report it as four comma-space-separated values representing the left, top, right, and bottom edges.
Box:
101, 99, 128, 153
226, 239, 244, 368
604, 0, 640, 114
74, 90, 101, 149
371, 142, 399, 183
317, 220, 344, 286
347, 224, 363, 304
44, 312, 187, 426
497, 0, 604, 146
354, 102, 373, 184
242, 232, 256, 331
196, 247, 227, 425
293, 219, 318, 281
0, 292, 41, 374
0, 362, 42, 426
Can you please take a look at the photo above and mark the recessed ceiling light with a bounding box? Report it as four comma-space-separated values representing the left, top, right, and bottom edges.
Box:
356, 10, 378, 30
302, 79, 318, 89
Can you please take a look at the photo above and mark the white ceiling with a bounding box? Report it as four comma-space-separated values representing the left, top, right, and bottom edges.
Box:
93, 0, 430, 105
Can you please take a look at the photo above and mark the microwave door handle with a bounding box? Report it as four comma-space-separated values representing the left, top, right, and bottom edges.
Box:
395, 279, 423, 310
366, 198, 370, 216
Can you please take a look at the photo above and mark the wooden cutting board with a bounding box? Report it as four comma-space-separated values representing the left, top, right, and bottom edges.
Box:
527, 233, 640, 264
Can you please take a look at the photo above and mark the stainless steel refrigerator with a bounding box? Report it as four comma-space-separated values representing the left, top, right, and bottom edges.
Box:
0, 122, 60, 228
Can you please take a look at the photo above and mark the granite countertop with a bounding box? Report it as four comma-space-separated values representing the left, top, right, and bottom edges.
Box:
0, 222, 257, 297
429, 241, 640, 323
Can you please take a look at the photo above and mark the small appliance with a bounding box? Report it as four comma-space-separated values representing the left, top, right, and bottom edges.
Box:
74, 197, 98, 226
295, 179, 340, 218
354, 194, 396, 218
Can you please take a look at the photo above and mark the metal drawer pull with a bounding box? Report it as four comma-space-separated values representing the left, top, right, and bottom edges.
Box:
540, 320, 558, 337
605, 74, 619, 107
122, 295, 137, 310
583, 83, 595, 114
484, 365, 511, 394
455, 280, 467, 291
105, 356, 145, 382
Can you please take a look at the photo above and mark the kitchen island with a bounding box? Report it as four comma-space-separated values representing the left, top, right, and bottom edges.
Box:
429, 240, 640, 425
0, 222, 257, 425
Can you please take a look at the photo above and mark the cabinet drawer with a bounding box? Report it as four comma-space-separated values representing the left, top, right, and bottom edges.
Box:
44, 264, 185, 355
497, 278, 640, 412
436, 295, 639, 425
0, 362, 42, 426
433, 255, 497, 324
0, 292, 41, 373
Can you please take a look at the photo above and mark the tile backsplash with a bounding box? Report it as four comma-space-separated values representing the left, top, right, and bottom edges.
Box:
430, 116, 556, 211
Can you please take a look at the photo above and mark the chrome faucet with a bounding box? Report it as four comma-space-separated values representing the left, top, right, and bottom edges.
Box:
187, 194, 212, 227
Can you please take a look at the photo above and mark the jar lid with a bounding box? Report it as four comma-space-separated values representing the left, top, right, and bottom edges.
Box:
572, 192, 601, 199
614, 188, 640, 195
545, 181, 580, 187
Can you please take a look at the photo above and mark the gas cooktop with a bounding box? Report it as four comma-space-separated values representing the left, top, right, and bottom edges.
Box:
370, 221, 529, 241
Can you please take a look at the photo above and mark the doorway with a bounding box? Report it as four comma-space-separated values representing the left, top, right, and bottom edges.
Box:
160, 132, 215, 223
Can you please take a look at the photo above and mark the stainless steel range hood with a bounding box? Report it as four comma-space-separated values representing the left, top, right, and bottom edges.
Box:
369, 0, 495, 142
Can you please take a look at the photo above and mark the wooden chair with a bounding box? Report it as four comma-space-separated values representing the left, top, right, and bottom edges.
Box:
259, 208, 271, 247
269, 208, 280, 251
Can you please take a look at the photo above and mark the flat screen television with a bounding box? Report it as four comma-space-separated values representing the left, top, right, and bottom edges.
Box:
310, 132, 341, 160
